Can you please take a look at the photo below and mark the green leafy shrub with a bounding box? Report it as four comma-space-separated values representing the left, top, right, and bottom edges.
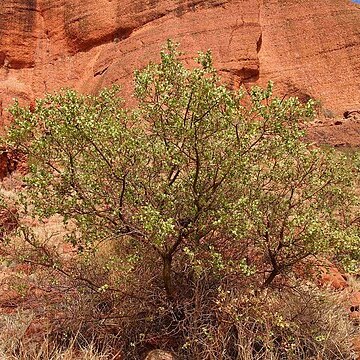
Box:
2, 40, 359, 358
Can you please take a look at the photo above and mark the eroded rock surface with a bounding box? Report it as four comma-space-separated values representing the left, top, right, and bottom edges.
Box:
0, 0, 359, 128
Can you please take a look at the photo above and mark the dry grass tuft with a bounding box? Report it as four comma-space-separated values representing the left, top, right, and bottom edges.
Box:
0, 310, 118, 359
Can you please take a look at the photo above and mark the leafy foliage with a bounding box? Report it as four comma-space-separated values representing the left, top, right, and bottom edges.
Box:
5, 41, 359, 302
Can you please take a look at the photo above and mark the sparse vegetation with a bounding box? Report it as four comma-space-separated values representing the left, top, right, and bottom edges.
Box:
0, 41, 359, 359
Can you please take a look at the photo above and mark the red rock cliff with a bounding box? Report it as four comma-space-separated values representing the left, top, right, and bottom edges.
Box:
0, 0, 359, 127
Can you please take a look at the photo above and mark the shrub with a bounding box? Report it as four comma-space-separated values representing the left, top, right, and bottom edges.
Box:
2, 40, 359, 358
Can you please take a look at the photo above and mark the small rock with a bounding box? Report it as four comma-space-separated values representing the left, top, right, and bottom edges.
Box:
343, 109, 360, 119
145, 349, 174, 360
316, 260, 349, 290
350, 291, 360, 322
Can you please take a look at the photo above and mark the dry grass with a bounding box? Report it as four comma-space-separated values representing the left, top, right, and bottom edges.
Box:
0, 310, 119, 360
0, 173, 359, 359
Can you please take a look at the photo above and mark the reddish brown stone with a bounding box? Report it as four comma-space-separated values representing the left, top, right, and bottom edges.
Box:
0, 148, 25, 180
0, 289, 20, 309
318, 264, 349, 290
350, 291, 360, 321
0, 0, 359, 128
354, 336, 360, 360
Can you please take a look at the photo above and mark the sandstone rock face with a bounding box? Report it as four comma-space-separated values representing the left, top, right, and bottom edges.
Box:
0, 0, 359, 128
258, 0, 360, 111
